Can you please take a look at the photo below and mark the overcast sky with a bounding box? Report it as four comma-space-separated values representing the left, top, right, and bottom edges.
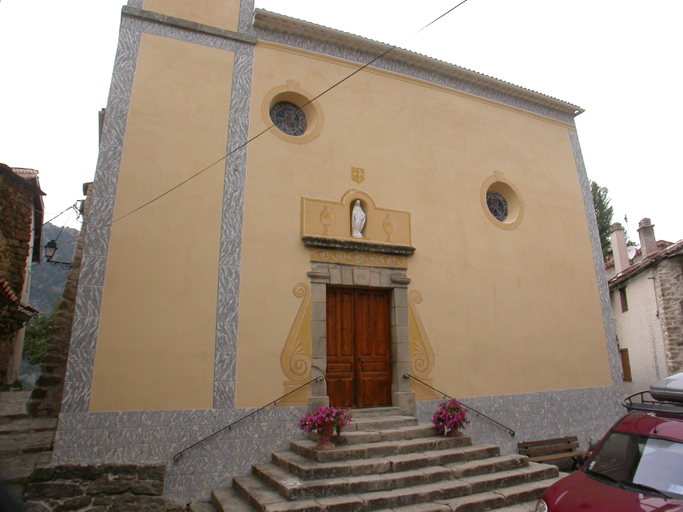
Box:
1, 0, 680, 244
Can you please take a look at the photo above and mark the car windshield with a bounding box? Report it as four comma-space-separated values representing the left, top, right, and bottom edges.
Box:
586, 432, 683, 499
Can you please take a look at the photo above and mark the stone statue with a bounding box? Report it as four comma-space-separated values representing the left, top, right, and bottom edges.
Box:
351, 200, 366, 238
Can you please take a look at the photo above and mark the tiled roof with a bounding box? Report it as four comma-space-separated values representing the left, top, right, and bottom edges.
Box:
0, 277, 39, 315
605, 240, 672, 269
609, 239, 683, 289
12, 168, 39, 178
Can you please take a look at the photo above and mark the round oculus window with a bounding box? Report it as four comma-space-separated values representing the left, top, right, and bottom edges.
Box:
269, 101, 307, 136
486, 191, 508, 222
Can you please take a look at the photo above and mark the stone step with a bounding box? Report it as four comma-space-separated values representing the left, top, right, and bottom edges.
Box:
372, 504, 451, 512
0, 430, 54, 454
347, 415, 418, 432
0, 417, 58, 435
460, 464, 559, 494
0, 452, 45, 484
190, 501, 218, 512
255, 454, 539, 502
434, 475, 562, 511
232, 463, 560, 512
349, 407, 403, 418
233, 475, 321, 512
254, 462, 453, 500
339, 425, 436, 446
447, 454, 530, 479
495, 504, 538, 512
273, 444, 499, 480
212, 487, 255, 512
290, 435, 472, 463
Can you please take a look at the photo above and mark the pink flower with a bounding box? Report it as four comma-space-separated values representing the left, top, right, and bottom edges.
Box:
432, 399, 469, 435
299, 407, 353, 435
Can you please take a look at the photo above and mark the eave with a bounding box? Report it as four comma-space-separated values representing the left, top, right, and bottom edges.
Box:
253, 9, 584, 118
609, 239, 683, 290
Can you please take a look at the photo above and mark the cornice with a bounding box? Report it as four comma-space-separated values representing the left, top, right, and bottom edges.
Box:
253, 9, 583, 119
302, 236, 416, 256
122, 6, 257, 45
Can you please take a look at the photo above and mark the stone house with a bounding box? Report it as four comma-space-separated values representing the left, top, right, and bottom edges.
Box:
0, 163, 43, 387
52, 0, 625, 503
608, 219, 683, 395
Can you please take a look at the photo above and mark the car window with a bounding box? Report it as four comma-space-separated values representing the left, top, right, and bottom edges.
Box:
587, 432, 683, 499
633, 438, 683, 497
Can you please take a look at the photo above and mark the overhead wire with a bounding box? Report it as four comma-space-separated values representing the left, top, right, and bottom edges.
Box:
41, 204, 79, 228
91, 0, 471, 230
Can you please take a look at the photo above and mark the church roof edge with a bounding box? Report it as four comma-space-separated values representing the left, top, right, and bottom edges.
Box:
253, 9, 585, 118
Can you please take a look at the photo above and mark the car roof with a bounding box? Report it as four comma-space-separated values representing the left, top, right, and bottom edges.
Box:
614, 410, 683, 441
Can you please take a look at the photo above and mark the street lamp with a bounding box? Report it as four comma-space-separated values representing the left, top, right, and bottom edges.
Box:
44, 240, 71, 269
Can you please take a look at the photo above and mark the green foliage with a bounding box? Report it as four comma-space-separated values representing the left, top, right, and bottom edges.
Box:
23, 301, 59, 366
591, 181, 614, 262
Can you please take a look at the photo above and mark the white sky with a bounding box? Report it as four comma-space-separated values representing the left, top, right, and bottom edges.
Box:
1, 0, 681, 243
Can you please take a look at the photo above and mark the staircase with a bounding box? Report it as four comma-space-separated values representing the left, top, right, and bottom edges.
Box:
0, 391, 57, 502
206, 409, 562, 512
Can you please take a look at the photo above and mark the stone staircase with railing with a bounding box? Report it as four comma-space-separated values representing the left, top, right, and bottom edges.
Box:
203, 408, 563, 512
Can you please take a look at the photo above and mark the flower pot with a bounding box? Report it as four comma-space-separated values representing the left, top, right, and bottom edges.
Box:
446, 429, 464, 437
315, 422, 336, 451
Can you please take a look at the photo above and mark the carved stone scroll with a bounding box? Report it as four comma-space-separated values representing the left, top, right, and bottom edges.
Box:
279, 283, 312, 405
408, 290, 438, 399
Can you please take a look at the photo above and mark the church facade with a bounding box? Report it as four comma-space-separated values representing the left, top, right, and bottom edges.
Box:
56, 0, 624, 502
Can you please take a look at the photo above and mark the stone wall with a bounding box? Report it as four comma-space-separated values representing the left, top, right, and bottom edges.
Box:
27, 186, 91, 416
0, 165, 35, 385
656, 255, 683, 374
24, 461, 184, 511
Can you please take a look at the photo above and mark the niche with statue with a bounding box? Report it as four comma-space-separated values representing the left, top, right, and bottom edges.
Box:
300, 190, 414, 255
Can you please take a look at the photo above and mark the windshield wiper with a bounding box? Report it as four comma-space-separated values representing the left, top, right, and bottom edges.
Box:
586, 470, 626, 490
621, 481, 670, 499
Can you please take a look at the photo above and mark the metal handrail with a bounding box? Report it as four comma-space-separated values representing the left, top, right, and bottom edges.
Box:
403, 374, 515, 437
172, 376, 324, 463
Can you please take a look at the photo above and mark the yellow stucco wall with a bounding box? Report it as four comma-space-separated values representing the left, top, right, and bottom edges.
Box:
89, 34, 234, 412
142, 0, 240, 32
234, 42, 611, 407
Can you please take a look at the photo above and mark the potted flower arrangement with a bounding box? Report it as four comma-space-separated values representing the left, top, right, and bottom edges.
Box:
432, 398, 470, 437
299, 406, 353, 450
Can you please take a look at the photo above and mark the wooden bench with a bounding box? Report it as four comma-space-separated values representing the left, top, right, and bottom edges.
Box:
518, 436, 584, 470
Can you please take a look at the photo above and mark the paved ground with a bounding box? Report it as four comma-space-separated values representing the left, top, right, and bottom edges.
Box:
0, 391, 57, 502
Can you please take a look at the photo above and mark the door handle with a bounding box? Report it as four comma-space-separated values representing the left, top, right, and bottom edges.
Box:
359, 358, 366, 363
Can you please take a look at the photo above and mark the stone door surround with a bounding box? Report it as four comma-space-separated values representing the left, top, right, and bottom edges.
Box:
306, 261, 415, 414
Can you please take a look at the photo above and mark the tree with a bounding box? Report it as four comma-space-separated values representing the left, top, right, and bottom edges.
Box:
23, 300, 60, 365
591, 180, 613, 262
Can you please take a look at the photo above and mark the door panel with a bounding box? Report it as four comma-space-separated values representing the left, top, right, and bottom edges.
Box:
326, 287, 391, 408
326, 288, 355, 408
354, 288, 391, 408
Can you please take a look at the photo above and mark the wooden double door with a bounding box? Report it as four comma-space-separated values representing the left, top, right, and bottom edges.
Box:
326, 287, 392, 408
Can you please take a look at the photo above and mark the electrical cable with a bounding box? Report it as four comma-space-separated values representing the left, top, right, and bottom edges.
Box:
90, 0, 471, 230
53, 209, 73, 243
41, 204, 78, 228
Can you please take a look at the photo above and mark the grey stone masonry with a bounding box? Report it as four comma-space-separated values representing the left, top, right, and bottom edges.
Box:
0, 391, 56, 503
24, 462, 185, 512
417, 385, 623, 462
655, 256, 683, 374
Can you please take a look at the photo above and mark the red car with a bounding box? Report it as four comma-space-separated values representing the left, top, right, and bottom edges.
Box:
536, 374, 683, 512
